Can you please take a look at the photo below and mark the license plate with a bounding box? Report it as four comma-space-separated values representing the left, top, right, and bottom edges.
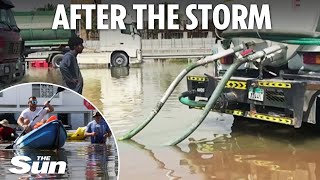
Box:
248, 87, 264, 101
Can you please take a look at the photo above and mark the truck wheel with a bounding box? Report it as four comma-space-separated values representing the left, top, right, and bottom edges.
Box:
51, 54, 64, 68
111, 53, 129, 67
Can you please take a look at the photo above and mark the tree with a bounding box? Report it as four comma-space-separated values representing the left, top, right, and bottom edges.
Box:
35, 3, 56, 11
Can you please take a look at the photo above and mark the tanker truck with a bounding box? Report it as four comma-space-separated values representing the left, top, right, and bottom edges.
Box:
180, 0, 320, 129
13, 11, 76, 68
0, 0, 25, 85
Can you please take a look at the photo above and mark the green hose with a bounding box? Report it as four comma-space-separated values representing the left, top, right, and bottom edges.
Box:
226, 34, 320, 45
273, 38, 320, 45
179, 96, 207, 108
167, 44, 287, 145
118, 45, 244, 141
167, 59, 246, 146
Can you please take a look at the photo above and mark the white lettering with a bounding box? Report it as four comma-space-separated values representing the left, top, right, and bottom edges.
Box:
213, 4, 230, 30
31, 162, 50, 174
70, 4, 82, 30
133, 4, 147, 29
186, 4, 198, 30
167, 4, 179, 30
232, 4, 248, 29
148, 4, 165, 29
198, 4, 212, 30
51, 4, 272, 31
8, 156, 31, 174
111, 4, 126, 29
248, 4, 272, 29
9, 156, 67, 174
97, 4, 109, 29
82, 4, 96, 30
48, 161, 67, 174
52, 4, 70, 29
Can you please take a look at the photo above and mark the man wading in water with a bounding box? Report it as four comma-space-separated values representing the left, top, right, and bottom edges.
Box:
60, 37, 84, 94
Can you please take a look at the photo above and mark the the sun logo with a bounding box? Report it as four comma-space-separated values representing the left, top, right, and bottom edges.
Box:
8, 156, 67, 174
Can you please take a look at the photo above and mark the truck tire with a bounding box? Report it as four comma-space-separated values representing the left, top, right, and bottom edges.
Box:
111, 52, 129, 67
51, 54, 64, 68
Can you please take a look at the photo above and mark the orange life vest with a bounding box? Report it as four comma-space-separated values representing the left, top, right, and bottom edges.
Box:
33, 115, 58, 129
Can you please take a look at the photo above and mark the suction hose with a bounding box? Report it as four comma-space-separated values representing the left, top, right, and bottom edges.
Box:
167, 44, 287, 145
118, 44, 245, 141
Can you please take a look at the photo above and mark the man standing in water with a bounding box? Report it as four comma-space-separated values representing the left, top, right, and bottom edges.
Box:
85, 111, 112, 144
60, 37, 84, 94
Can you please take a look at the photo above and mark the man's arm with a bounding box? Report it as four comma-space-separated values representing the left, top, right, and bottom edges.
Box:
44, 101, 54, 113
103, 120, 112, 138
84, 124, 96, 137
17, 115, 29, 130
17, 116, 24, 127
60, 55, 77, 83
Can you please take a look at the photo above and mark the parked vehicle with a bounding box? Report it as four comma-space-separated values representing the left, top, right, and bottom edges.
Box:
14, 10, 142, 68
0, 0, 25, 84
14, 11, 76, 68
78, 12, 142, 67
118, 0, 320, 145
182, 0, 320, 129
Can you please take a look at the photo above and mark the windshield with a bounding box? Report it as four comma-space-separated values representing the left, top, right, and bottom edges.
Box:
120, 23, 141, 36
0, 9, 17, 30
132, 23, 141, 36
121, 23, 131, 35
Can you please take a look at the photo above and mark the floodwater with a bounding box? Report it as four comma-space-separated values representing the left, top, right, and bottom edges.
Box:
10, 61, 320, 179
0, 139, 118, 180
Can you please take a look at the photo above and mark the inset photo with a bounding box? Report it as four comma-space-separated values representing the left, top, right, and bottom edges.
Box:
0, 83, 118, 180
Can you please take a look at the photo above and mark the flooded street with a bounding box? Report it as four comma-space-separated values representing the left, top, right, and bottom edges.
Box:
0, 139, 118, 180
11, 61, 320, 179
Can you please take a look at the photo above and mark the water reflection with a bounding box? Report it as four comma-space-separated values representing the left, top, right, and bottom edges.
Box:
125, 139, 182, 180
11, 61, 320, 179
110, 67, 130, 78
13, 149, 68, 180
0, 141, 118, 180
123, 119, 320, 180
86, 144, 118, 179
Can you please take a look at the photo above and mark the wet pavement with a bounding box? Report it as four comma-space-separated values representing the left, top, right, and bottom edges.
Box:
7, 61, 320, 179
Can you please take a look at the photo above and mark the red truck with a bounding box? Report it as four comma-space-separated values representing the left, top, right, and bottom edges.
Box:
0, 0, 25, 85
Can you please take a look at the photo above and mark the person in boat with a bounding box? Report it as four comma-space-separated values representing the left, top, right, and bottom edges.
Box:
17, 96, 54, 132
84, 111, 112, 144
0, 119, 17, 141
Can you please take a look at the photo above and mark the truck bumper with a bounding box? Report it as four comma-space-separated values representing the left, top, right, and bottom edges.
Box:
0, 60, 25, 83
183, 74, 320, 128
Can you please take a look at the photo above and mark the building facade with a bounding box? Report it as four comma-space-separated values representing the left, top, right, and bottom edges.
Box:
0, 84, 94, 130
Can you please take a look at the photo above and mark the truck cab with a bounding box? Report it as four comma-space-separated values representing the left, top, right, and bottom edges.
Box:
0, 0, 25, 85
99, 21, 142, 67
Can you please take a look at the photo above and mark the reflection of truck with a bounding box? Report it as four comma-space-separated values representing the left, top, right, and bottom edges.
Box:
0, 0, 25, 84
13, 11, 76, 67
181, 0, 320, 129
